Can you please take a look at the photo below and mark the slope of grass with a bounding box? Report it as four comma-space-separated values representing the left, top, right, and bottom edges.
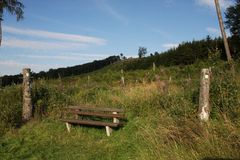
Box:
0, 60, 240, 160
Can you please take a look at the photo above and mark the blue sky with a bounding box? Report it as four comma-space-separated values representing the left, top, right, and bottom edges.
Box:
0, 0, 234, 75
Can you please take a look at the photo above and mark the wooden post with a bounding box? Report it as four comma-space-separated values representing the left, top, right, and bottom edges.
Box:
198, 68, 211, 122
169, 76, 172, 83
113, 112, 119, 123
153, 62, 156, 72
105, 126, 112, 136
105, 112, 119, 136
22, 68, 32, 122
74, 109, 79, 119
87, 75, 90, 86
214, 0, 232, 63
121, 69, 125, 87
66, 123, 71, 133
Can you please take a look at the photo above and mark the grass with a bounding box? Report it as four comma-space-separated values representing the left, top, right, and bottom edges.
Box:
0, 60, 240, 160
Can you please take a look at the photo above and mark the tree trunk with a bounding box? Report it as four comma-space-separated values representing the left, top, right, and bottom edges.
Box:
214, 0, 232, 62
22, 68, 32, 122
198, 68, 211, 122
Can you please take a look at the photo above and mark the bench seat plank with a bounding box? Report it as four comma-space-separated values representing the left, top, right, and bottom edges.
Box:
61, 119, 123, 127
65, 111, 125, 119
67, 106, 124, 113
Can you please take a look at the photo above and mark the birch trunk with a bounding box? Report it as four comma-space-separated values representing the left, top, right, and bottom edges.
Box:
198, 68, 211, 122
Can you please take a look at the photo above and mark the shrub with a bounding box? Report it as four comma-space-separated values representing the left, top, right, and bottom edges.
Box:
0, 86, 22, 135
210, 69, 240, 121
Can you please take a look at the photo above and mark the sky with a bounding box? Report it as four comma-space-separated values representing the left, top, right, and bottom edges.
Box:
0, 0, 234, 75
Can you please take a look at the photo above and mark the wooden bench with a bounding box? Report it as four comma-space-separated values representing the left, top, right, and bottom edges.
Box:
61, 106, 126, 136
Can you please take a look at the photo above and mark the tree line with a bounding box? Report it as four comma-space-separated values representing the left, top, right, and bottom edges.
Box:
0, 56, 120, 87
125, 36, 239, 70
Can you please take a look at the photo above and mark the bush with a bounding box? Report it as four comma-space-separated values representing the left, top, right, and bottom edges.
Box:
210, 69, 240, 121
0, 86, 22, 135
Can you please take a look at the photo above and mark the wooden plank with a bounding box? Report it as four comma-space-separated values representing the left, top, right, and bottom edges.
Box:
60, 119, 124, 127
65, 110, 125, 119
67, 106, 124, 113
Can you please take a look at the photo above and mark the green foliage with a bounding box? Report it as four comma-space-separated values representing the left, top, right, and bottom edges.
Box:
225, 0, 240, 58
225, 0, 240, 38
0, 86, 22, 135
0, 60, 240, 159
32, 82, 49, 118
210, 69, 240, 120
0, 0, 24, 21
208, 47, 221, 63
138, 46, 147, 58
123, 37, 227, 71
1, 56, 120, 87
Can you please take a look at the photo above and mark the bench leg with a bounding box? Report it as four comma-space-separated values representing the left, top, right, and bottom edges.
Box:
105, 126, 112, 136
66, 122, 71, 133
113, 112, 120, 123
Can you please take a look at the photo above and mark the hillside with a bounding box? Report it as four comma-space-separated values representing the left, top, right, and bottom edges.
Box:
0, 56, 120, 87
0, 59, 240, 160
1, 36, 239, 88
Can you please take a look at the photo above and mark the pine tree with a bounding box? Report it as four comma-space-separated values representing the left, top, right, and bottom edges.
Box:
225, 0, 240, 38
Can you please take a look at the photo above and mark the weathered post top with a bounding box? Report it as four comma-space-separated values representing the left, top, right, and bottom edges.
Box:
23, 68, 31, 77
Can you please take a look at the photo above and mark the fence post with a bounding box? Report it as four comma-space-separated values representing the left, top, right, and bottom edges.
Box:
153, 62, 156, 72
121, 69, 125, 87
87, 75, 90, 86
169, 76, 172, 83
22, 68, 32, 122
198, 68, 211, 122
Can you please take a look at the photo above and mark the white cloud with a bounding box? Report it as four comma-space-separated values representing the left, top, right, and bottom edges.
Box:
162, 43, 179, 49
3, 26, 107, 45
0, 60, 60, 70
95, 0, 128, 25
206, 27, 221, 35
196, 0, 233, 9
18, 53, 109, 61
21, 55, 82, 61
2, 37, 87, 50
0, 60, 28, 68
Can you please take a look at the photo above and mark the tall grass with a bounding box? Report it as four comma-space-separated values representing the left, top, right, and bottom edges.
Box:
0, 85, 22, 135
0, 60, 240, 159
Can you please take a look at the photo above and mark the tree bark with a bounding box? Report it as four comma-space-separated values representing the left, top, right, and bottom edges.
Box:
198, 68, 211, 122
214, 0, 232, 62
22, 68, 32, 122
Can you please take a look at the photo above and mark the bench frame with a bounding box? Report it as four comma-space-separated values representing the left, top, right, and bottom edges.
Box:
61, 106, 125, 136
